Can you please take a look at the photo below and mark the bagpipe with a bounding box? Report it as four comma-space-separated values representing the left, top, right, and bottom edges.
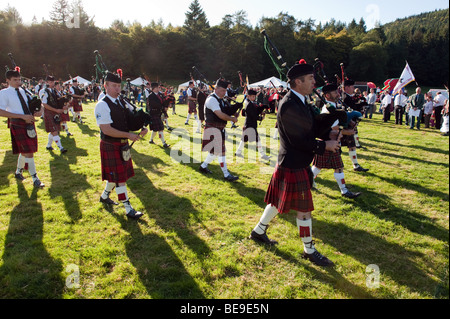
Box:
93, 50, 152, 132
260, 31, 347, 140
191, 66, 215, 91
6, 53, 42, 114
313, 58, 362, 130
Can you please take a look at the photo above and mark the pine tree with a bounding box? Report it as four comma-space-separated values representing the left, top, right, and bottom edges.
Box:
49, 0, 70, 26
183, 0, 209, 36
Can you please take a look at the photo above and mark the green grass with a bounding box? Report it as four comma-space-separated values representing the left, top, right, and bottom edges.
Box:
0, 99, 448, 299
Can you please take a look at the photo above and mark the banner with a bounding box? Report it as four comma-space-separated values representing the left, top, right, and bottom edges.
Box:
391, 62, 416, 95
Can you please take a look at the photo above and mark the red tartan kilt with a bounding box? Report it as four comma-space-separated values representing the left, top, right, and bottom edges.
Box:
242, 126, 259, 143
71, 99, 83, 112
149, 115, 164, 132
9, 119, 38, 155
312, 150, 344, 169
100, 140, 134, 184
202, 123, 226, 155
44, 109, 61, 133
188, 101, 197, 113
60, 111, 70, 122
264, 165, 314, 214
340, 134, 356, 148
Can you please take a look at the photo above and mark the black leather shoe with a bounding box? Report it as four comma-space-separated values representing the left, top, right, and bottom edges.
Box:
46, 146, 54, 151
100, 197, 119, 206
33, 178, 45, 188
149, 140, 155, 144
354, 165, 369, 172
250, 230, 278, 245
342, 190, 362, 199
302, 250, 334, 267
199, 166, 212, 174
15, 172, 25, 181
163, 143, 170, 148
60, 148, 68, 154
224, 174, 239, 182
126, 209, 143, 220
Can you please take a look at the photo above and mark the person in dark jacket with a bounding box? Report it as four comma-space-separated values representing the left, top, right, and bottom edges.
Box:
235, 89, 271, 161
250, 60, 340, 267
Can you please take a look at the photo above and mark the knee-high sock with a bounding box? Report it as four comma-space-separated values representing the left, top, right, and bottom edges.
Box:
349, 150, 359, 167
159, 131, 166, 143
354, 134, 360, 147
16, 154, 26, 174
218, 155, 229, 177
101, 181, 116, 199
115, 185, 133, 214
257, 140, 265, 156
194, 115, 201, 130
311, 166, 321, 179
201, 153, 216, 168
236, 140, 245, 155
297, 218, 315, 254
151, 131, 157, 141
25, 157, 38, 181
47, 133, 54, 148
334, 172, 348, 194
53, 135, 63, 150
253, 204, 279, 234
186, 113, 191, 123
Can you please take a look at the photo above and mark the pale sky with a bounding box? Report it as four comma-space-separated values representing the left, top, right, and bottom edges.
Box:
2, 0, 449, 30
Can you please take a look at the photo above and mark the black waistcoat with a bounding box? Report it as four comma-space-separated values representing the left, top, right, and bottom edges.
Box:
101, 96, 129, 141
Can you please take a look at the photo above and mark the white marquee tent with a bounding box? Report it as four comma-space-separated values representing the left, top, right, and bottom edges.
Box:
130, 77, 149, 86
63, 76, 92, 86
248, 76, 288, 89
177, 80, 209, 93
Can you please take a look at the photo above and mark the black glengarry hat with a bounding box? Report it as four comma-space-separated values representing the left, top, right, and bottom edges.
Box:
287, 59, 314, 83
105, 72, 122, 84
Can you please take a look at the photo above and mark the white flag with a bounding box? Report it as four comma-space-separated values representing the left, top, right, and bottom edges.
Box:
391, 62, 415, 96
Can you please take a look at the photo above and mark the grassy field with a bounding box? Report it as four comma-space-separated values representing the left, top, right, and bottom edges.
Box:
0, 98, 448, 300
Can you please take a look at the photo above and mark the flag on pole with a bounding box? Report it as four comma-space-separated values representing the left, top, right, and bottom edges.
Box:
391, 62, 416, 96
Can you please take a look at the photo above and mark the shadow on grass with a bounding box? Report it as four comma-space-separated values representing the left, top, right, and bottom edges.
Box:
317, 177, 448, 242
363, 137, 449, 156
48, 138, 90, 222
101, 152, 208, 298
0, 182, 64, 298
0, 150, 14, 188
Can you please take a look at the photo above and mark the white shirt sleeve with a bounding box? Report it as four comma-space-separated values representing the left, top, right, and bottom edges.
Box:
95, 100, 113, 126
0, 89, 8, 111
205, 95, 221, 112
40, 89, 49, 104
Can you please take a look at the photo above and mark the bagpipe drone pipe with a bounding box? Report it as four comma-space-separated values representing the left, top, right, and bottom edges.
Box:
6, 53, 42, 114
260, 30, 348, 141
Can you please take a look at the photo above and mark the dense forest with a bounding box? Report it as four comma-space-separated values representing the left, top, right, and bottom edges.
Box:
0, 0, 448, 87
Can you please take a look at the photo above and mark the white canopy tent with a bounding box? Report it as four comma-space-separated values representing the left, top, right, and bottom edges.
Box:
63, 76, 92, 86
248, 76, 288, 89
130, 77, 149, 86
177, 80, 209, 93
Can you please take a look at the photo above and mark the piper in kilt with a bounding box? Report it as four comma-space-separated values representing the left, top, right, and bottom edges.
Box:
147, 82, 169, 148
235, 89, 271, 161
311, 84, 361, 199
69, 78, 85, 123
94, 72, 148, 220
0, 69, 45, 188
185, 81, 202, 133
55, 81, 73, 137
40, 77, 68, 154
250, 61, 341, 267
199, 79, 239, 182
342, 80, 369, 172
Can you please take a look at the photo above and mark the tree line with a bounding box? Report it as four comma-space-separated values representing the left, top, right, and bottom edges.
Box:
0, 0, 448, 88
